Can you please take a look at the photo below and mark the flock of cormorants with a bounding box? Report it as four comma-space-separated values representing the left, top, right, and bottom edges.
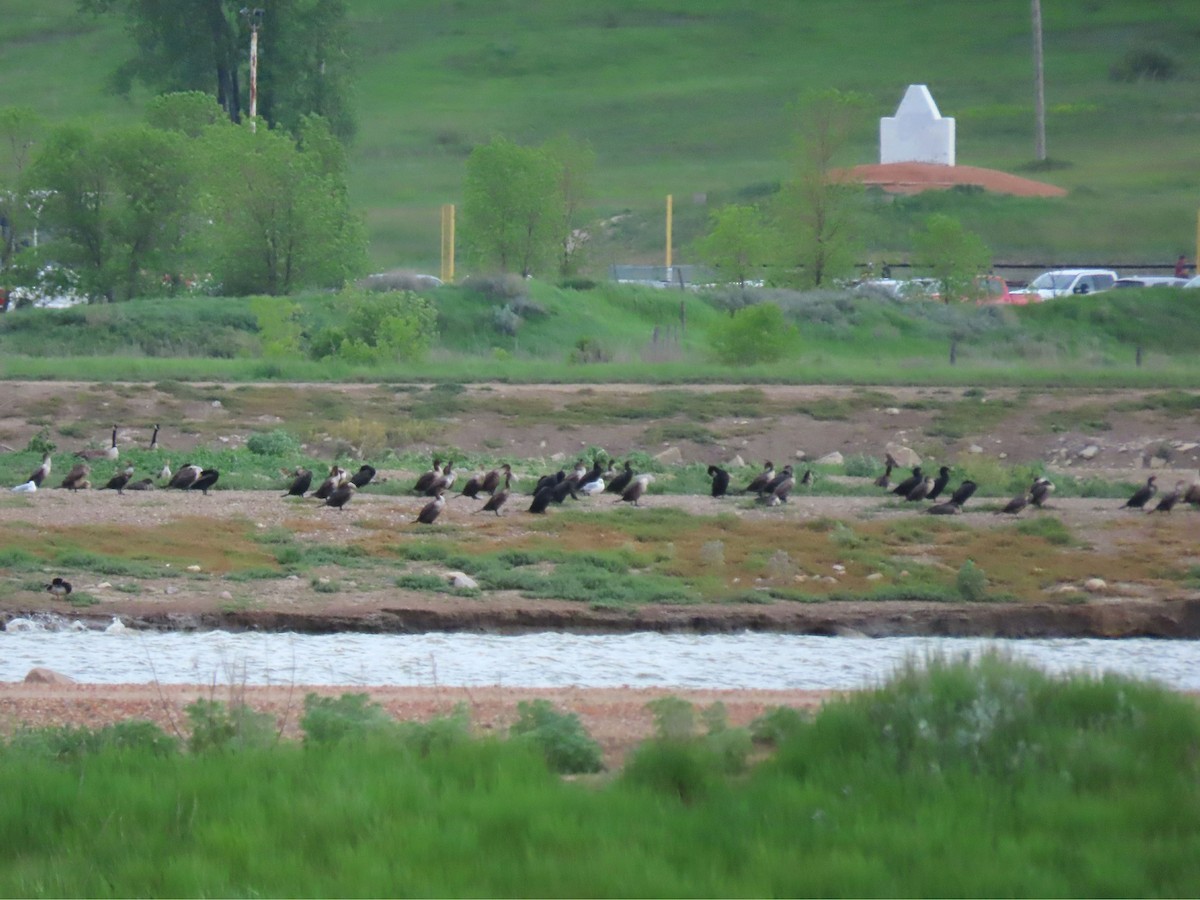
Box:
12, 427, 1200, 525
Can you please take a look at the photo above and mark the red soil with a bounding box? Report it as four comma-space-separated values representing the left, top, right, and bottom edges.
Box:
836, 161, 1067, 197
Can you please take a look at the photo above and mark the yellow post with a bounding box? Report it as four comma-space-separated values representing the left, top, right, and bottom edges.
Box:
665, 194, 673, 274
440, 204, 455, 284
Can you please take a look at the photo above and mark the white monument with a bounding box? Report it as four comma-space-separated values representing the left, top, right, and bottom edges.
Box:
880, 84, 955, 166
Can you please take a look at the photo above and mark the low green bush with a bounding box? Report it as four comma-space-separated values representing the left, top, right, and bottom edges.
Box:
510, 699, 603, 774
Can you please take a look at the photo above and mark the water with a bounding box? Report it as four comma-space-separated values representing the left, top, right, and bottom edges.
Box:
3, 618, 1199, 690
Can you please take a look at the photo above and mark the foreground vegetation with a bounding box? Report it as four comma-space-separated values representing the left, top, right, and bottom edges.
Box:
2, 656, 1197, 896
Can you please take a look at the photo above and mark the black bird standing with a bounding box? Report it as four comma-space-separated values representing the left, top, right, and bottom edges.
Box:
618, 474, 653, 507
459, 473, 485, 498
1150, 481, 1184, 514
325, 482, 355, 510
169, 464, 202, 490
479, 472, 512, 516
125, 478, 156, 491
707, 465, 730, 498
874, 454, 896, 489
190, 469, 220, 495
998, 492, 1030, 515
529, 485, 555, 514
284, 467, 313, 497
1123, 476, 1157, 510
948, 480, 978, 508
480, 464, 511, 496
349, 465, 376, 489
102, 464, 135, 494
417, 492, 446, 524
412, 458, 442, 494
892, 466, 923, 497
1030, 477, 1055, 508
926, 466, 951, 501
605, 461, 634, 495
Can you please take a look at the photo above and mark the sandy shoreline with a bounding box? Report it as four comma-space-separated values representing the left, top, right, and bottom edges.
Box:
0, 682, 838, 768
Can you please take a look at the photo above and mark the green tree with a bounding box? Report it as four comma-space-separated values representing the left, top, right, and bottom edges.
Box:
145, 91, 229, 138
912, 213, 992, 303
0, 106, 44, 267
695, 204, 769, 289
543, 134, 595, 278
309, 287, 438, 364
462, 136, 564, 277
31, 123, 191, 300
773, 89, 868, 288
708, 303, 799, 365
80, 0, 355, 139
194, 117, 365, 295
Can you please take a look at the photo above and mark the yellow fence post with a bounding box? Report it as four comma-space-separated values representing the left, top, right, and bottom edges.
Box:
440, 204, 455, 284
665, 194, 673, 275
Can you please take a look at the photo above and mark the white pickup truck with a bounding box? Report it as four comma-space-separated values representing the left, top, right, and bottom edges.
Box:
1012, 268, 1118, 300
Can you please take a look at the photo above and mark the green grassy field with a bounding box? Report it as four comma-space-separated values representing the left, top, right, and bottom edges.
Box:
2, 656, 1198, 896
2, 0, 1198, 273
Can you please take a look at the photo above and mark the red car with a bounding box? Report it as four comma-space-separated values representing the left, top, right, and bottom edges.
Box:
975, 274, 1031, 306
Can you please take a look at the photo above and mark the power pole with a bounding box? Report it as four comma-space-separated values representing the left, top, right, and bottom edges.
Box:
1032, 0, 1046, 161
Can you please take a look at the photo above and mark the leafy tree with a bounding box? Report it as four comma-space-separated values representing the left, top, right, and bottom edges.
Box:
145, 91, 229, 138
708, 302, 799, 365
30, 123, 191, 300
543, 134, 595, 278
194, 117, 365, 295
462, 136, 564, 277
80, 0, 355, 139
913, 213, 992, 303
773, 89, 868, 288
695, 204, 769, 288
0, 106, 44, 267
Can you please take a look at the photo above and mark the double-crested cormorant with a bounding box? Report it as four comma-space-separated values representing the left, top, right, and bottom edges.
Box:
479, 472, 512, 516
428, 461, 456, 496
926, 499, 963, 515
417, 491, 445, 524
75, 425, 119, 461
413, 458, 442, 494
460, 473, 485, 498
906, 476, 935, 502
125, 477, 156, 491
799, 468, 814, 487
1151, 481, 1185, 513
763, 465, 794, 497
743, 461, 775, 495
606, 461, 635, 495
284, 467, 313, 497
190, 468, 219, 495
27, 453, 52, 488
61, 462, 90, 491
874, 454, 896, 489
313, 466, 347, 500
325, 481, 355, 510
101, 464, 135, 494
45, 577, 72, 597
948, 480, 978, 507
763, 471, 795, 506
998, 492, 1029, 515
1185, 475, 1200, 507
1030, 477, 1055, 508
349, 465, 376, 489
892, 466, 923, 497
169, 463, 202, 490
707, 465, 730, 498
926, 466, 951, 501
1122, 476, 1157, 510
618, 474, 654, 507
480, 464, 511, 496
529, 485, 555, 514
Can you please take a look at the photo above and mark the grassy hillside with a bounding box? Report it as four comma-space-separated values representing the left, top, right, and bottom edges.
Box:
2, 0, 1199, 274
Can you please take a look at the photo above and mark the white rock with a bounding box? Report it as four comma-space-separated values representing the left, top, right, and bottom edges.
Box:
794, 450, 807, 460
1078, 445, 1100, 460
831, 564, 846, 574
95, 582, 111, 590
1148, 456, 1166, 469
885, 443, 921, 468
967, 444, 984, 454
866, 572, 884, 581
448, 572, 478, 590
885, 407, 901, 415
654, 447, 683, 464
549, 451, 566, 462
186, 564, 201, 572
220, 591, 233, 601
815, 451, 843, 466
1083, 577, 1107, 593
727, 454, 746, 469
1176, 442, 1198, 452
211, 400, 222, 408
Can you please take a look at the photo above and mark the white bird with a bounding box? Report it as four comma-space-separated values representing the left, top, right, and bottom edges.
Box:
104, 616, 127, 635
10, 480, 37, 493
580, 477, 605, 495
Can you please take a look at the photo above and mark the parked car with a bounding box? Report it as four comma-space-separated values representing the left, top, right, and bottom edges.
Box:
1011, 268, 1118, 301
6, 264, 87, 310
1115, 275, 1188, 289
973, 274, 1028, 305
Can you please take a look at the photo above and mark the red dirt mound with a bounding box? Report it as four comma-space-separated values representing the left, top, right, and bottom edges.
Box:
836, 161, 1067, 197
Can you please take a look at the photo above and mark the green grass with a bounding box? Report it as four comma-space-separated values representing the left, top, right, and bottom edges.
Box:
2, 1, 1200, 272
1, 657, 1198, 896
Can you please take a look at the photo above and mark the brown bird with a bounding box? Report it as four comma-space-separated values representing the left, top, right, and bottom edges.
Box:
480, 464, 511, 496
459, 472, 485, 498
75, 425, 119, 461
1030, 477, 1055, 508
905, 476, 934, 502
617, 474, 654, 507
168, 463, 202, 490
605, 461, 635, 495
1150, 481, 1185, 514
417, 491, 446, 524
1182, 473, 1200, 508
60, 462, 90, 491
412, 458, 443, 495
283, 467, 313, 497
874, 454, 897, 489
427, 461, 456, 496
124, 478, 156, 491
997, 492, 1030, 515
101, 464, 136, 494
479, 472, 512, 516
313, 466, 347, 501
743, 461, 775, 495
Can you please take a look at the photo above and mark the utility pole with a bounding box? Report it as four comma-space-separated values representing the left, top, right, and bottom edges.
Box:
243, 8, 264, 133
1032, 0, 1046, 161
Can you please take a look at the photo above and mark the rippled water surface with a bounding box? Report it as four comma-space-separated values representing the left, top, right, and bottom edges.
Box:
2, 624, 1199, 690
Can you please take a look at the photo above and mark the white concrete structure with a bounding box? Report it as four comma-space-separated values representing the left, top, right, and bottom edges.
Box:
880, 84, 955, 166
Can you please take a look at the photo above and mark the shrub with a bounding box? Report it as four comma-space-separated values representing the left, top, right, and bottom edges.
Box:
246, 428, 302, 456
185, 699, 276, 753
461, 273, 529, 302
301, 692, 397, 746
309, 287, 438, 364
1110, 47, 1177, 82
568, 337, 611, 364
24, 427, 56, 455
707, 302, 798, 365
510, 699, 604, 774
620, 739, 720, 803
492, 303, 522, 336
750, 705, 809, 746
5, 720, 179, 760
956, 559, 989, 602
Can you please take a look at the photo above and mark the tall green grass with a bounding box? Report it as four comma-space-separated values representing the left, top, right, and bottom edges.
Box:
1, 656, 1198, 896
